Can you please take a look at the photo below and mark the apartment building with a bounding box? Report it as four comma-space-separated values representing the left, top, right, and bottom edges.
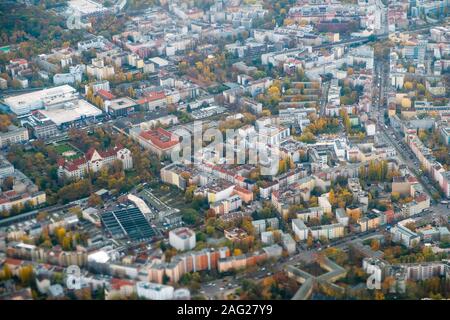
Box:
169, 227, 196, 251
0, 125, 29, 148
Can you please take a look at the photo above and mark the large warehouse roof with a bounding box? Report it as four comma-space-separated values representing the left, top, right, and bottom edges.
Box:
101, 207, 156, 241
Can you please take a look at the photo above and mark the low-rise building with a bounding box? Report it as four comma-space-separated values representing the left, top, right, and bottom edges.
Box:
106, 97, 137, 117
224, 228, 250, 243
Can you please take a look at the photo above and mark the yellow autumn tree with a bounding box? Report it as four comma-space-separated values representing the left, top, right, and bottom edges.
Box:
1, 265, 12, 280
19, 265, 34, 286
55, 227, 66, 245
404, 81, 414, 91
62, 235, 72, 251
374, 291, 385, 300
328, 189, 336, 206
307, 232, 314, 248
267, 86, 281, 99
370, 239, 380, 251
233, 248, 242, 256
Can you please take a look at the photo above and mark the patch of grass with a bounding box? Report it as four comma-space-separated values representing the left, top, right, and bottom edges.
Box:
53, 143, 82, 160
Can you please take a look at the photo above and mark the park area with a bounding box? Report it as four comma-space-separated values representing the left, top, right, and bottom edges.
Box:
53, 142, 83, 161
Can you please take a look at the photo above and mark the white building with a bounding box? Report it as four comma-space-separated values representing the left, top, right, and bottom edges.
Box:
258, 124, 290, 145
282, 233, 296, 255
53, 65, 83, 85
335, 208, 349, 226
169, 227, 196, 251
365, 121, 376, 136
85, 80, 110, 94
318, 195, 332, 214
4, 85, 76, 115
292, 218, 308, 241
136, 281, 174, 300
390, 224, 420, 248
362, 258, 386, 289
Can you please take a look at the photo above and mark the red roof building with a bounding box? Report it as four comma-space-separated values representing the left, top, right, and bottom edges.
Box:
133, 127, 180, 157
97, 89, 116, 101
58, 145, 133, 179
136, 91, 166, 110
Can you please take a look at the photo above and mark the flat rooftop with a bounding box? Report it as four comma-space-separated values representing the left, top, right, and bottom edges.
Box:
171, 227, 194, 239
4, 85, 76, 112
68, 0, 108, 15
109, 97, 137, 111
38, 99, 102, 126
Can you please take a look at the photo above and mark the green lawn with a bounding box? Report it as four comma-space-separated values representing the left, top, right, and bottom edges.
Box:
53, 143, 83, 160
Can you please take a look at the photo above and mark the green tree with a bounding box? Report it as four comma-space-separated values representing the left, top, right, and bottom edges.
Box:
182, 208, 199, 225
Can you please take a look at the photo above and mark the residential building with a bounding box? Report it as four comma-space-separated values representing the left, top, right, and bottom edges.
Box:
0, 125, 29, 148
292, 219, 308, 241
86, 58, 114, 80
136, 281, 174, 300
391, 224, 420, 248
169, 227, 196, 251
310, 223, 345, 240
0, 156, 46, 213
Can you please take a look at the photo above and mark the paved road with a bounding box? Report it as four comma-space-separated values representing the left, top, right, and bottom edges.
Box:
312, 21, 447, 51
0, 199, 87, 227
319, 81, 330, 116
371, 46, 440, 199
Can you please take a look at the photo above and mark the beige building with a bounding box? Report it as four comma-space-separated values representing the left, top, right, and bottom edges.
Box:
0, 125, 29, 148
86, 58, 114, 80
310, 223, 344, 240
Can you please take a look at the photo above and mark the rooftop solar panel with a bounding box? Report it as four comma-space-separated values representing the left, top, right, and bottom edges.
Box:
101, 207, 156, 241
